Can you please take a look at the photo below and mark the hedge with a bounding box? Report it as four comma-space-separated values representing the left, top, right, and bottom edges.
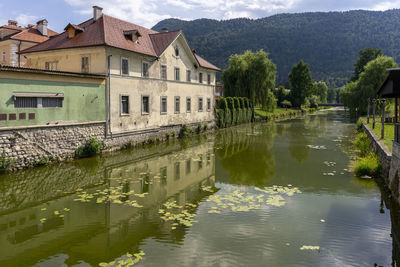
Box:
215, 96, 253, 128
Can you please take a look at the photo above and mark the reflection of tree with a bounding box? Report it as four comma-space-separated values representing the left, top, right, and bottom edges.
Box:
215, 123, 276, 186
287, 114, 328, 163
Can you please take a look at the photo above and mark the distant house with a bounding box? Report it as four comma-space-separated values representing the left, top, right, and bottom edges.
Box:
20, 6, 220, 136
0, 19, 58, 67
215, 83, 223, 101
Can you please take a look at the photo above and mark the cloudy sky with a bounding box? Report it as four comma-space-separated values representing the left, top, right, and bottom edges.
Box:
0, 0, 399, 32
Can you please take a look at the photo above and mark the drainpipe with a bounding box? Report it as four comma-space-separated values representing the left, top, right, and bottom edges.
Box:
106, 54, 113, 138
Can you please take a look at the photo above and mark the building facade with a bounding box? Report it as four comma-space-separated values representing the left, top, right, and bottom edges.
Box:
0, 19, 57, 67
21, 6, 219, 136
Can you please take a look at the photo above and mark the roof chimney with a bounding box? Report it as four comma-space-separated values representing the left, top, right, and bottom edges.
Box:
162, 27, 168, 32
37, 19, 48, 36
93, 6, 103, 21
8, 20, 18, 26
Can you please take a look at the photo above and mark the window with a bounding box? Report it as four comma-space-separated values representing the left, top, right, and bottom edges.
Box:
207, 74, 211, 84
161, 65, 167, 79
14, 97, 63, 108
186, 159, 191, 174
1, 51, 5, 62
174, 162, 180, 180
175, 67, 180, 81
15, 97, 37, 108
142, 96, 150, 114
42, 98, 63, 108
175, 96, 180, 113
175, 46, 179, 57
45, 61, 58, 71
81, 56, 89, 73
199, 72, 203, 83
120, 95, 129, 115
186, 70, 191, 82
198, 97, 203, 112
142, 61, 149, 77
207, 98, 211, 111
161, 96, 167, 114
186, 97, 191, 113
121, 57, 129, 75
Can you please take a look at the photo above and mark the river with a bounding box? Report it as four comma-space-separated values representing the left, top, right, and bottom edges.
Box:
0, 108, 398, 266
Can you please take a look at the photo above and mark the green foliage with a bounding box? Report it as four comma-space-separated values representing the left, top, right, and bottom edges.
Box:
327, 87, 340, 103
350, 48, 383, 82
341, 56, 397, 116
313, 81, 328, 103
275, 85, 289, 107
215, 96, 252, 128
222, 50, 276, 111
180, 124, 194, 138
122, 141, 134, 149
354, 153, 381, 177
75, 138, 103, 158
196, 122, 203, 133
35, 156, 49, 166
356, 119, 363, 132
354, 132, 371, 157
203, 123, 208, 132
0, 151, 15, 172
307, 95, 319, 108
289, 60, 313, 107
281, 100, 292, 108
153, 10, 400, 87
217, 97, 228, 109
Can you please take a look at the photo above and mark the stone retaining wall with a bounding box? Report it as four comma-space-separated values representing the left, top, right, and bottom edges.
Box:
362, 124, 392, 179
0, 120, 215, 170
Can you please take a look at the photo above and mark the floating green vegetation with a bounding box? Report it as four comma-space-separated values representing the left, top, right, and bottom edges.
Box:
74, 185, 144, 208
159, 201, 198, 229
206, 185, 302, 214
300, 245, 320, 251
98, 250, 145, 267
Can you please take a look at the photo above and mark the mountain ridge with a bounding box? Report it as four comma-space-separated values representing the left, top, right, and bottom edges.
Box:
152, 9, 400, 87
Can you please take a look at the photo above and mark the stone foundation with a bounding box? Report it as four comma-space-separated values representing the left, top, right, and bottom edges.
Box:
0, 120, 215, 170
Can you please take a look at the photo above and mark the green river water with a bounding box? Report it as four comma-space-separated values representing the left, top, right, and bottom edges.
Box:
0, 108, 398, 266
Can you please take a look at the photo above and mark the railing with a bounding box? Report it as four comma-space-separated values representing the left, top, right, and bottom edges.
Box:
395, 124, 400, 144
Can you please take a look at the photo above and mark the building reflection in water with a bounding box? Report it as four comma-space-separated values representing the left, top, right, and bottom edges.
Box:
0, 137, 216, 266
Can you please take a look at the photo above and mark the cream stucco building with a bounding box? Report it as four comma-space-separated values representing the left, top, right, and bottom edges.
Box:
21, 6, 219, 137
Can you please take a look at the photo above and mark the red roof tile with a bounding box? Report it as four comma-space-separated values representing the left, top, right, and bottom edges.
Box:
149, 30, 181, 56
10, 26, 58, 43
20, 14, 219, 71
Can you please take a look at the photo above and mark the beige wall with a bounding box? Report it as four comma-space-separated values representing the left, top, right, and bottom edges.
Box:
25, 46, 107, 74
0, 39, 36, 67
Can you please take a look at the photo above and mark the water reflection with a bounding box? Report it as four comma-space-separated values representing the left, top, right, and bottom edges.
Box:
0, 138, 216, 266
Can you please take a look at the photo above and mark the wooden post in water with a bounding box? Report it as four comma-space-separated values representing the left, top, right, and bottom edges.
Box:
381, 99, 386, 139
372, 98, 376, 129
367, 98, 370, 124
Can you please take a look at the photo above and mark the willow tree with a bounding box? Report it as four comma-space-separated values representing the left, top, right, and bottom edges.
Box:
222, 50, 276, 110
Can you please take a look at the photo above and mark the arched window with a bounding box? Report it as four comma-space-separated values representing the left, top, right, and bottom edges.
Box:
175, 46, 179, 57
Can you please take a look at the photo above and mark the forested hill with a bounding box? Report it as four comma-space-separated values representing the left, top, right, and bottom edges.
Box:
152, 10, 400, 87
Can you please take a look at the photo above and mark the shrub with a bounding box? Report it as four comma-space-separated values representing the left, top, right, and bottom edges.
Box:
240, 97, 245, 109
281, 100, 292, 109
307, 95, 319, 108
0, 151, 15, 172
122, 141, 134, 150
356, 119, 363, 132
354, 153, 381, 177
218, 97, 228, 110
180, 124, 194, 138
196, 122, 202, 133
203, 123, 208, 132
354, 132, 371, 157
75, 137, 102, 158
35, 156, 49, 166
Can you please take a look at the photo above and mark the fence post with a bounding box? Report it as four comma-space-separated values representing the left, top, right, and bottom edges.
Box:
381, 98, 386, 139
372, 98, 376, 129
367, 98, 370, 124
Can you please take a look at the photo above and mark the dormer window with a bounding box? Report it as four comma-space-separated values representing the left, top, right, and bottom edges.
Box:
175, 46, 179, 57
123, 30, 141, 43
64, 23, 84, 39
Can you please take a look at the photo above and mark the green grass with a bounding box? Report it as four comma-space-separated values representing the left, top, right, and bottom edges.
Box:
353, 153, 381, 177
360, 118, 394, 152
254, 107, 300, 118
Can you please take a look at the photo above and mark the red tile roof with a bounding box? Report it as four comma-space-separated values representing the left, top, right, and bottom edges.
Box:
150, 30, 181, 56
10, 26, 58, 43
21, 14, 220, 71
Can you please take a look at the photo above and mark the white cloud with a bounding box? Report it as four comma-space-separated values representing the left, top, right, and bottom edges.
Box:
16, 14, 38, 26
370, 0, 400, 11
